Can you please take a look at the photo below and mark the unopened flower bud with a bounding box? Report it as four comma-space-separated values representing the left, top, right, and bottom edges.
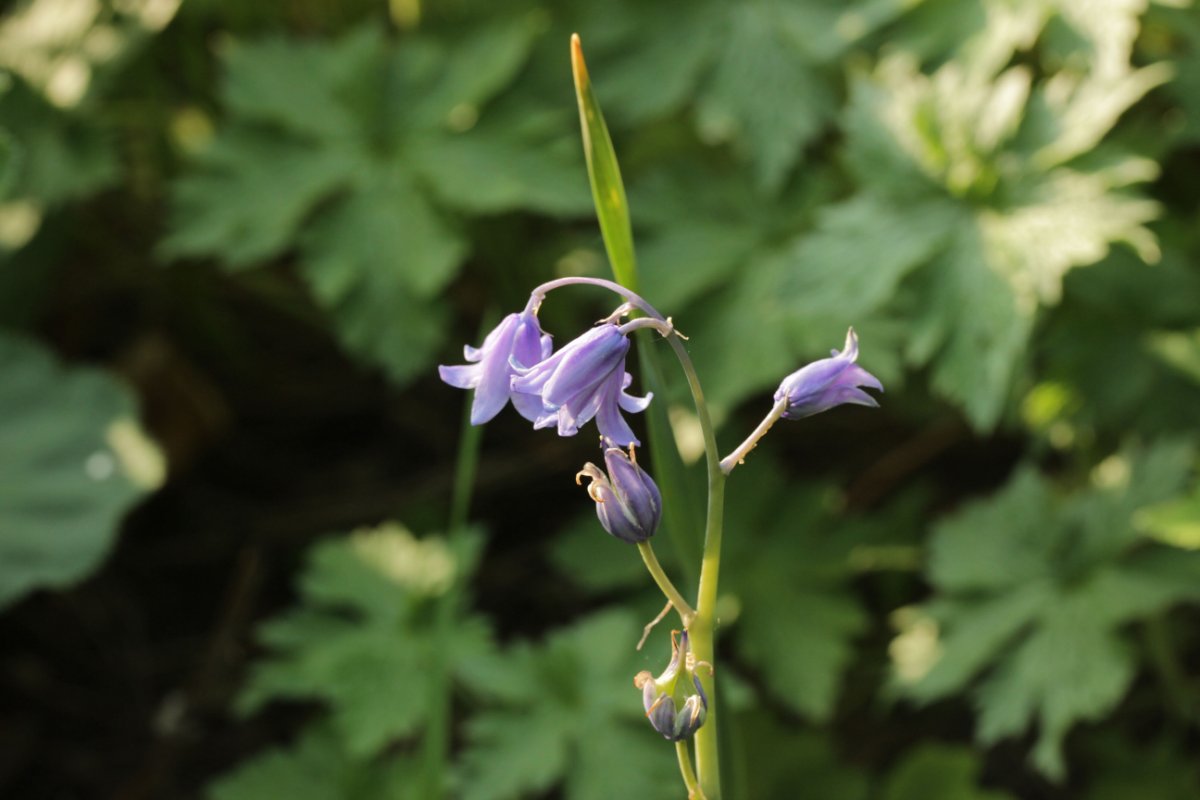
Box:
576, 446, 661, 543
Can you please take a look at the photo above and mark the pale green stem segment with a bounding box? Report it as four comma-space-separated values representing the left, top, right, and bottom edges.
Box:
719, 397, 789, 474
420, 358, 486, 798
638, 541, 695, 625
676, 741, 706, 800
571, 33, 637, 290
672, 332, 725, 799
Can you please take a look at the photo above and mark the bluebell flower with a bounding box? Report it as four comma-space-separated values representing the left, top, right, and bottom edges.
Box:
774, 327, 883, 419
634, 630, 708, 741
510, 323, 650, 447
576, 447, 661, 543
438, 310, 552, 425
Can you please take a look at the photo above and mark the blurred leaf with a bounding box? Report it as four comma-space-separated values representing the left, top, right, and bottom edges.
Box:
163, 132, 357, 267
1136, 481, 1200, 550
779, 193, 961, 323
590, 6, 717, 125
209, 724, 414, 800
895, 442, 1200, 779
239, 525, 491, 757
802, 49, 1165, 428
415, 109, 590, 217
1148, 6, 1200, 144
628, 160, 841, 414
882, 744, 1013, 800
0, 126, 16, 197
1040, 247, 1200, 437
724, 472, 868, 721
696, 1, 836, 193
164, 19, 573, 383
0, 78, 117, 207
550, 511, 649, 592
1084, 735, 1200, 800
731, 710, 869, 800
1146, 328, 1200, 387
0, 334, 160, 609
458, 610, 678, 800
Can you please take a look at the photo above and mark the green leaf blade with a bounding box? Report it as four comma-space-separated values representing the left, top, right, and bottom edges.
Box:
571, 34, 637, 289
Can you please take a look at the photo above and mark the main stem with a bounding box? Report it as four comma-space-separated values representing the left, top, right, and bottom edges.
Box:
667, 335, 725, 799
530, 277, 726, 797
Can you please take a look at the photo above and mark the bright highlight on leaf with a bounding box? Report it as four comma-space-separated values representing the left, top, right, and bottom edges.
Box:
0, 334, 159, 609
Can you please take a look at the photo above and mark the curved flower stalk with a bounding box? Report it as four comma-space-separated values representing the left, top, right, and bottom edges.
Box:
720, 328, 884, 474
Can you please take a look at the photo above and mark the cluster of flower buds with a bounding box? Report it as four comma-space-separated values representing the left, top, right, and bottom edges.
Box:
634, 630, 709, 741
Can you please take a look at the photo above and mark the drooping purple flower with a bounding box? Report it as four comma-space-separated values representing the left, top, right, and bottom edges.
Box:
438, 309, 552, 425
774, 327, 883, 419
576, 447, 662, 543
509, 323, 650, 447
634, 630, 708, 741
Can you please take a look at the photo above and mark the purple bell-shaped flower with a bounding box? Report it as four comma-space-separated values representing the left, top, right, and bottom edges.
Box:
774, 327, 883, 419
510, 323, 650, 447
438, 309, 552, 425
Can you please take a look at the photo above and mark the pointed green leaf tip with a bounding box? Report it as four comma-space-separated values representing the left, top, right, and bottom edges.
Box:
571, 34, 638, 290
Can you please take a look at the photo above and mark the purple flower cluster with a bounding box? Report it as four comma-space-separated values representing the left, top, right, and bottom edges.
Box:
439, 307, 650, 447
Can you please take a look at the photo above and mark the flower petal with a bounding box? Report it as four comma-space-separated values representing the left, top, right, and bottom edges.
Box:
438, 364, 478, 390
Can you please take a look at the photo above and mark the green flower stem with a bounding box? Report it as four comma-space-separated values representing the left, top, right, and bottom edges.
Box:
719, 397, 788, 474
676, 741, 705, 800
664, 335, 725, 800
531, 257, 727, 797
420, 326, 487, 799
638, 541, 695, 625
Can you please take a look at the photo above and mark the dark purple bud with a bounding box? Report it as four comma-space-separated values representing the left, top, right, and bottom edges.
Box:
439, 310, 552, 425
510, 323, 650, 447
774, 328, 883, 419
673, 693, 707, 740
576, 447, 661, 544
637, 671, 677, 736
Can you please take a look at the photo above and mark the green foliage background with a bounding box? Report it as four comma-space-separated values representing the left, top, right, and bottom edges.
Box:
2, 0, 1200, 797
